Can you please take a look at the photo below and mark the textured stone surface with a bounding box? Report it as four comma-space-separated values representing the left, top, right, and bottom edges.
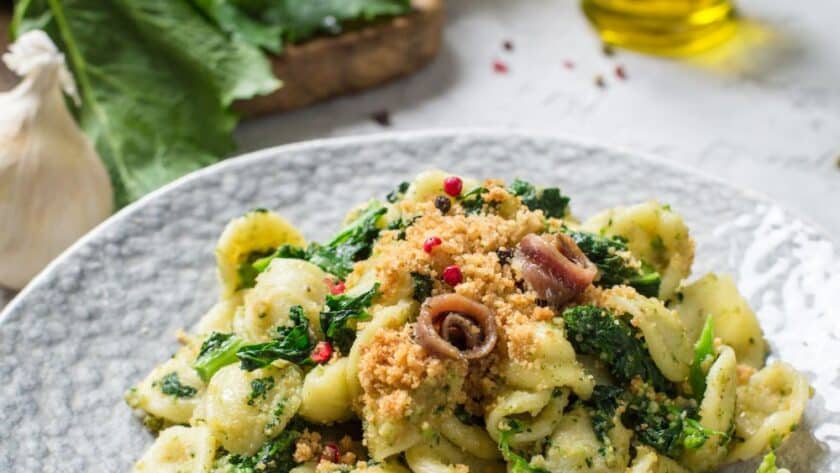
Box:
0, 132, 836, 472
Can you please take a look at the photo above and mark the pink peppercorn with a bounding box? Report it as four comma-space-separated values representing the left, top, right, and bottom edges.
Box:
321, 443, 340, 463
325, 277, 345, 295
423, 236, 442, 253
311, 341, 333, 363
443, 176, 463, 196
442, 265, 463, 286
492, 60, 509, 74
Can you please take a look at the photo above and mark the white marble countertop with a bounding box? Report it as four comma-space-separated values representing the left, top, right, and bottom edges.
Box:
1, 0, 837, 309
237, 0, 839, 236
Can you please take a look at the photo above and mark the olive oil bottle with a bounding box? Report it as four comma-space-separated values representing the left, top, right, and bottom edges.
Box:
582, 0, 737, 56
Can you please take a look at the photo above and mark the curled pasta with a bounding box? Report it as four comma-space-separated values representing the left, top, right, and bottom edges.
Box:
404, 169, 480, 204
191, 364, 302, 456
405, 437, 504, 473
680, 345, 737, 472
628, 446, 691, 473
601, 287, 692, 382
537, 404, 631, 473
581, 200, 694, 300
236, 258, 328, 342
131, 425, 217, 473
501, 321, 594, 398
215, 209, 306, 297
192, 294, 241, 336
126, 342, 204, 425
299, 357, 354, 424
439, 415, 501, 460
726, 362, 811, 462
674, 273, 768, 368
485, 388, 568, 446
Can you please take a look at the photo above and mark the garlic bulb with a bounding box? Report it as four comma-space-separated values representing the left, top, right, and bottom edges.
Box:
0, 31, 113, 290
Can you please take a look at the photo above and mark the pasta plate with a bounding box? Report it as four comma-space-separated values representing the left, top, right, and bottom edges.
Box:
0, 130, 837, 472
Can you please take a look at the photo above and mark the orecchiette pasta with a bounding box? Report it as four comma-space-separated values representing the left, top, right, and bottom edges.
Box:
726, 362, 811, 462
581, 200, 694, 300
131, 426, 217, 473
127, 172, 810, 473
673, 273, 768, 368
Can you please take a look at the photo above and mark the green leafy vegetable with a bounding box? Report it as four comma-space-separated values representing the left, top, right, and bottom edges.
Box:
689, 316, 716, 401
509, 179, 570, 219
566, 230, 661, 297
320, 284, 379, 354
225, 418, 305, 473
386, 181, 410, 203
562, 304, 674, 394
194, 331, 246, 382
411, 272, 433, 302
591, 383, 726, 459
13, 0, 279, 207
158, 372, 197, 398
498, 419, 550, 473
756, 450, 782, 473
238, 248, 276, 290
237, 306, 315, 370
252, 203, 387, 279
459, 187, 488, 215
196, 0, 413, 54
247, 376, 276, 406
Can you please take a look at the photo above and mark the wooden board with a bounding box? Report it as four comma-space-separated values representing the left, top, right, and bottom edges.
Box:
0, 1, 445, 114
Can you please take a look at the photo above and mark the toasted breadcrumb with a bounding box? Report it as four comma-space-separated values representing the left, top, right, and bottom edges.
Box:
293, 430, 323, 463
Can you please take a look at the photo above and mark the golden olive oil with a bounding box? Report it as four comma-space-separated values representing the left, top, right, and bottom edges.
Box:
582, 0, 737, 56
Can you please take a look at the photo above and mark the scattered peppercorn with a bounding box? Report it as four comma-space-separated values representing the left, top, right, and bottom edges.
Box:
594, 74, 606, 88
602, 43, 615, 56
321, 442, 340, 463
423, 236, 442, 253
496, 248, 513, 265
311, 341, 333, 363
615, 64, 627, 80
442, 265, 463, 286
443, 176, 463, 196
563, 60, 575, 70
434, 195, 452, 214
492, 59, 509, 74
503, 40, 514, 51
371, 110, 391, 127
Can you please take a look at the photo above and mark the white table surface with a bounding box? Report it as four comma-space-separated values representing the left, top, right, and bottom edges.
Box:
1, 0, 838, 308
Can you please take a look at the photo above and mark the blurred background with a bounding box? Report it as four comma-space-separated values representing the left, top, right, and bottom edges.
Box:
1, 0, 838, 306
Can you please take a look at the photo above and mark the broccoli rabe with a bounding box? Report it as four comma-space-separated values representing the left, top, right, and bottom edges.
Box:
157, 372, 197, 398
587, 383, 725, 459
498, 419, 550, 473
565, 230, 661, 297
509, 179, 570, 219
194, 332, 246, 382
756, 450, 786, 473
222, 419, 305, 473
320, 284, 379, 354
237, 306, 315, 370
689, 316, 715, 401
238, 248, 277, 290
561, 304, 674, 394
459, 187, 489, 215
252, 202, 387, 279
411, 272, 433, 302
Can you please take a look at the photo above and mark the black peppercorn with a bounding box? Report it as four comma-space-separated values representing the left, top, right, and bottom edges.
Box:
434, 195, 452, 214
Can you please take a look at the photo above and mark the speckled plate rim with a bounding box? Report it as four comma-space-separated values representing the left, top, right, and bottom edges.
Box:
2, 128, 836, 323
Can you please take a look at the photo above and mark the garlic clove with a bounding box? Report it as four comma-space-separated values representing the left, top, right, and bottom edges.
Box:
0, 31, 113, 290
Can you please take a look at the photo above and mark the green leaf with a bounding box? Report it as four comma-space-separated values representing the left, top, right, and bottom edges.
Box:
459, 187, 488, 215
566, 229, 661, 297
190, 0, 284, 53
193, 332, 245, 382
158, 372, 197, 398
13, 0, 279, 207
498, 419, 550, 473
689, 316, 716, 401
306, 203, 387, 278
509, 179, 570, 219
756, 450, 781, 473
320, 283, 379, 354
410, 272, 433, 302
562, 305, 674, 394
237, 306, 315, 370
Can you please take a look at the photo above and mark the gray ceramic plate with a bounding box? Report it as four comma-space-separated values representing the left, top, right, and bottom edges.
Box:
0, 131, 837, 472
